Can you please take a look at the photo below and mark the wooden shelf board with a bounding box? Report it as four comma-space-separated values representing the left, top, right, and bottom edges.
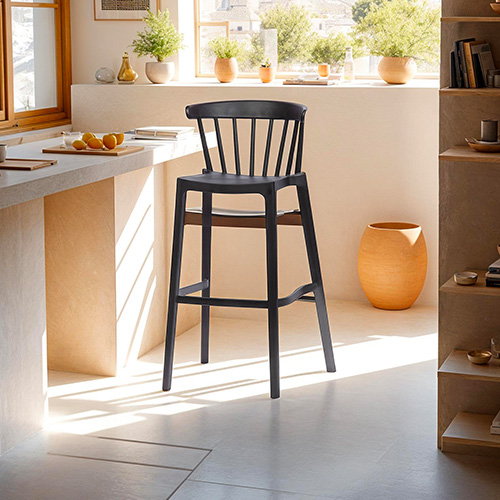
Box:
440, 87, 500, 96
440, 271, 500, 297
440, 146, 500, 163
442, 413, 500, 450
441, 17, 500, 23
439, 350, 500, 382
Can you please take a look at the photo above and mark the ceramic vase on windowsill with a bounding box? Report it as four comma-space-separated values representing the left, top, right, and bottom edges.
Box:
145, 61, 175, 84
358, 222, 427, 310
378, 57, 417, 85
215, 58, 238, 83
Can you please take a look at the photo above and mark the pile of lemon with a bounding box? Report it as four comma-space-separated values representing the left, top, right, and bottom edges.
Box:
73, 132, 125, 151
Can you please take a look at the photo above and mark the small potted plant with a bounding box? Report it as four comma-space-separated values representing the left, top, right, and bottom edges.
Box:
310, 33, 356, 77
131, 9, 184, 84
354, 0, 439, 84
259, 58, 276, 83
209, 36, 241, 83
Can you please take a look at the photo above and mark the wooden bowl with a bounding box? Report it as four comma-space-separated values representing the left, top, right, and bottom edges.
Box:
454, 272, 478, 286
466, 138, 500, 153
467, 350, 492, 365
491, 3, 500, 14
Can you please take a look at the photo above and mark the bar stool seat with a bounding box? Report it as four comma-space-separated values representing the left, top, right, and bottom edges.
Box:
162, 100, 336, 399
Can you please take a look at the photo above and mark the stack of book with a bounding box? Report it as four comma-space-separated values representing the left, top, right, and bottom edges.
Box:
134, 126, 195, 141
491, 410, 500, 435
450, 38, 495, 88
485, 257, 500, 287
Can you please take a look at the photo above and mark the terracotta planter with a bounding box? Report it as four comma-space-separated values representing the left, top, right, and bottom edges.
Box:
318, 63, 330, 78
259, 66, 276, 83
145, 61, 175, 84
214, 58, 238, 83
377, 57, 417, 84
358, 222, 427, 310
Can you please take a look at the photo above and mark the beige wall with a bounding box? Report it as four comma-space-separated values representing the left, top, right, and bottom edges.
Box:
72, 83, 439, 307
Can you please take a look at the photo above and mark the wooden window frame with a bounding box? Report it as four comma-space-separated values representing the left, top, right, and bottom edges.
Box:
0, 0, 71, 133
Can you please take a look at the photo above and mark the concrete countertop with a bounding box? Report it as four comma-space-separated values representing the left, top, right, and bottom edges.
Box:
0, 133, 216, 210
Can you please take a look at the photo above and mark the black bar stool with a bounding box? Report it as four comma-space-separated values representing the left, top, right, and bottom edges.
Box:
162, 100, 336, 399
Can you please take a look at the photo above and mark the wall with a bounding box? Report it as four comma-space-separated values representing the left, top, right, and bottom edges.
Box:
72, 82, 439, 307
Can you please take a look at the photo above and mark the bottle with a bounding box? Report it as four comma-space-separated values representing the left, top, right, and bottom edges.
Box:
117, 52, 138, 84
343, 47, 355, 83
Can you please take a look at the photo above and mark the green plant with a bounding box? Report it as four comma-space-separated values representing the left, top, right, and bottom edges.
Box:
209, 37, 241, 59
131, 10, 184, 62
354, 0, 440, 61
310, 33, 363, 67
259, 5, 313, 65
352, 0, 390, 24
261, 58, 272, 68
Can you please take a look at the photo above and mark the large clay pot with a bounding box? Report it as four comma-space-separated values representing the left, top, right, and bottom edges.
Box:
358, 222, 427, 310
259, 66, 276, 83
215, 57, 238, 83
145, 61, 175, 84
378, 56, 417, 84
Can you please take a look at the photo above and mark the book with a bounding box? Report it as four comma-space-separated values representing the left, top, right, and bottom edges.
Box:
485, 272, 500, 281
488, 258, 500, 273
493, 409, 500, 427
283, 79, 337, 86
455, 38, 475, 88
464, 41, 484, 88
472, 53, 485, 87
450, 51, 458, 88
134, 126, 195, 139
491, 426, 500, 435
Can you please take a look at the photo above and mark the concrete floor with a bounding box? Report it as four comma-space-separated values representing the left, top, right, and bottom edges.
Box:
1, 300, 499, 499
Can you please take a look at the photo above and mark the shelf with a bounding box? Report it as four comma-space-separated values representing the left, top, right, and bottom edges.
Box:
441, 17, 500, 23
441, 413, 500, 455
440, 146, 500, 163
440, 87, 500, 96
439, 350, 500, 382
440, 271, 500, 297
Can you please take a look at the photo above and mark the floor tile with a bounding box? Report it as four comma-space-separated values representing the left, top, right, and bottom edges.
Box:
48, 432, 209, 470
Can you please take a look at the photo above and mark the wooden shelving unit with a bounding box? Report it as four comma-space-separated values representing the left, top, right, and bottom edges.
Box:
438, 0, 500, 458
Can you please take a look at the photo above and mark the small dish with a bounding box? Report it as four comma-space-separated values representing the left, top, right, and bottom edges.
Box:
454, 271, 478, 286
466, 138, 500, 153
467, 350, 492, 365
491, 3, 500, 15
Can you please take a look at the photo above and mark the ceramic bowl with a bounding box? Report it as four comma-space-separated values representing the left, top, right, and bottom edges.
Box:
491, 3, 500, 15
466, 138, 500, 153
454, 271, 478, 286
467, 350, 492, 365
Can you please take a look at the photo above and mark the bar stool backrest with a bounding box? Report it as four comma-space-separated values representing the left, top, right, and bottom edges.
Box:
185, 100, 307, 177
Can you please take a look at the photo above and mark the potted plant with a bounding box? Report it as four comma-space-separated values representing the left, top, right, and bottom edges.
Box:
209, 37, 241, 83
310, 33, 360, 77
354, 0, 439, 84
259, 58, 276, 83
131, 9, 184, 84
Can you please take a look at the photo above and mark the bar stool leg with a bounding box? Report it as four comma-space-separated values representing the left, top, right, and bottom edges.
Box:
201, 191, 212, 364
265, 190, 280, 398
297, 181, 336, 373
163, 183, 188, 391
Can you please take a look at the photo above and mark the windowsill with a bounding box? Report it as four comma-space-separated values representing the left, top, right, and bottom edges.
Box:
73, 79, 439, 90
0, 121, 71, 146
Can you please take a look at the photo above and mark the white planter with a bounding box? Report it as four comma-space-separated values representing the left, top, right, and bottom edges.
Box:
145, 61, 175, 84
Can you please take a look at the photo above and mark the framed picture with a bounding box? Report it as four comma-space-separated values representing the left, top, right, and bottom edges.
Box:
94, 0, 160, 21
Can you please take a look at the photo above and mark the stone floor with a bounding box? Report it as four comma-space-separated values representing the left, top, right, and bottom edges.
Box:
1, 300, 499, 499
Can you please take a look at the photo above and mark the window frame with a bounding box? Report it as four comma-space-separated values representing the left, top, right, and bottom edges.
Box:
0, 0, 71, 133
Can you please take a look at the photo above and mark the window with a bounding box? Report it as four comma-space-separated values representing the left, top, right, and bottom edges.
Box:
0, 1, 71, 131
195, 0, 440, 77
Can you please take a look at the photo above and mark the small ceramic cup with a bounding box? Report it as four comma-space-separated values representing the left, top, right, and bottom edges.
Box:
0, 144, 7, 162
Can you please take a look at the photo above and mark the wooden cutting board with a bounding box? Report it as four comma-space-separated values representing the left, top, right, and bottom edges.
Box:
0, 158, 58, 170
42, 145, 144, 156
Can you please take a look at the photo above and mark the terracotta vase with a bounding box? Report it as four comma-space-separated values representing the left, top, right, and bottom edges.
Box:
214, 58, 238, 83
358, 222, 427, 310
377, 57, 417, 84
259, 66, 276, 83
318, 63, 330, 78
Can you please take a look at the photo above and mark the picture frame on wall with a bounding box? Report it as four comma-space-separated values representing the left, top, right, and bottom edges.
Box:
94, 0, 160, 21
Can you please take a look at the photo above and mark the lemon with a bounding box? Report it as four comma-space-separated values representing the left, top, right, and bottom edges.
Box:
73, 140, 87, 150
112, 133, 125, 145
87, 137, 104, 149
82, 132, 96, 144
103, 134, 117, 150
